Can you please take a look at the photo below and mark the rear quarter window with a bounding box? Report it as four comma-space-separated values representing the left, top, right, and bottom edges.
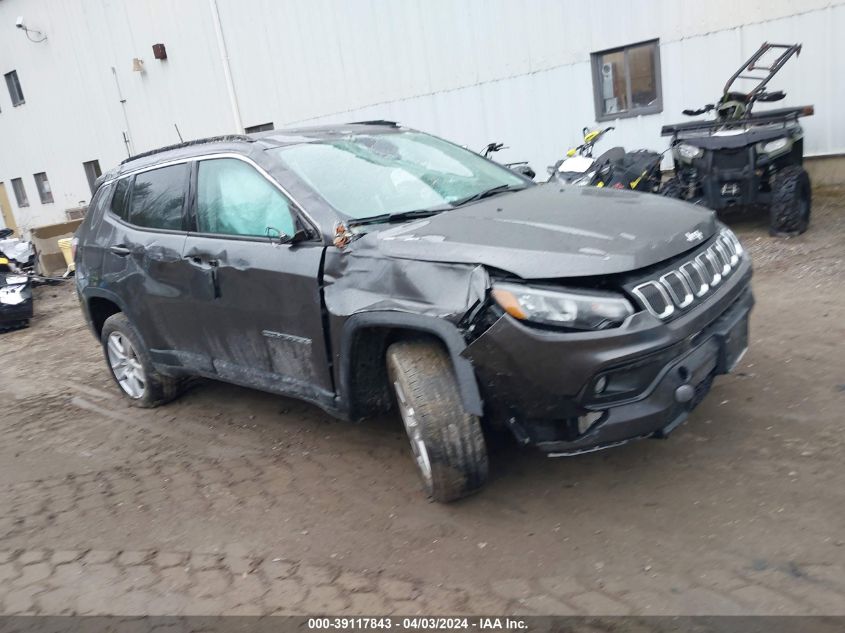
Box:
128, 164, 188, 230
79, 181, 114, 235
111, 177, 130, 220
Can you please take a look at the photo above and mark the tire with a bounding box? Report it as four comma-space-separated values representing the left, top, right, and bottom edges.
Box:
770, 165, 811, 236
101, 313, 182, 408
660, 177, 684, 199
386, 340, 488, 502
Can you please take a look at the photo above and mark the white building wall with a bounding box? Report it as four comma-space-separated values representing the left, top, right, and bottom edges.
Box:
0, 0, 842, 230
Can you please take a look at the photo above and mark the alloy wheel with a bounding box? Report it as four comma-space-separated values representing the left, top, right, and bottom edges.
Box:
393, 380, 433, 486
106, 331, 146, 399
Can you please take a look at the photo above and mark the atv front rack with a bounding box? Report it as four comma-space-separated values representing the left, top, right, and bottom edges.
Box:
661, 105, 814, 137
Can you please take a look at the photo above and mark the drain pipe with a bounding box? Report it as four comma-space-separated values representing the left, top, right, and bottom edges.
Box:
209, 0, 243, 134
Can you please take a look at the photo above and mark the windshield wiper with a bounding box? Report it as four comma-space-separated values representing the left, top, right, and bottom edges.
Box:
346, 207, 450, 228
448, 184, 527, 208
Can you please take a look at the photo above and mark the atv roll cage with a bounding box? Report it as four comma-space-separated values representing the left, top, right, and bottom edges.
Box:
674, 43, 805, 123
724, 43, 801, 106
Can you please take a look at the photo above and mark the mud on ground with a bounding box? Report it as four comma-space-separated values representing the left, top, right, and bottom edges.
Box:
0, 189, 843, 615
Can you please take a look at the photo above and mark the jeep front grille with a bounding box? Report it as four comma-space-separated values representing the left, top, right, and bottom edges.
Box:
631, 230, 743, 320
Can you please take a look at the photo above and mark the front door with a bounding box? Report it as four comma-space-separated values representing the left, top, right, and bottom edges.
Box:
181, 156, 332, 403
0, 183, 17, 235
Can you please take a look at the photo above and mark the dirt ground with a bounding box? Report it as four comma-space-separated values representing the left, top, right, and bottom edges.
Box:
0, 189, 843, 616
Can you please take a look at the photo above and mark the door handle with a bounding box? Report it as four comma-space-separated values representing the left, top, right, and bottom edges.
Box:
109, 245, 131, 257
185, 255, 218, 269
185, 254, 221, 299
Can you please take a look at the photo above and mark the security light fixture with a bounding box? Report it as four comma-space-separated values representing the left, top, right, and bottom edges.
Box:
15, 17, 47, 43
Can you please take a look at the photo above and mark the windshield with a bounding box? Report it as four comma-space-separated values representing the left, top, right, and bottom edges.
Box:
270, 131, 527, 219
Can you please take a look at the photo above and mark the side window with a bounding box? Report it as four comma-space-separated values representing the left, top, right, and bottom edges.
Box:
80, 182, 112, 232
90, 183, 113, 217
128, 164, 187, 230
111, 177, 130, 220
196, 158, 295, 238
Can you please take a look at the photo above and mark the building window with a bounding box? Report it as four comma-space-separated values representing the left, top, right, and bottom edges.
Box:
83, 160, 102, 195
33, 172, 54, 204
245, 122, 274, 133
11, 178, 29, 207
591, 40, 661, 121
4, 70, 25, 107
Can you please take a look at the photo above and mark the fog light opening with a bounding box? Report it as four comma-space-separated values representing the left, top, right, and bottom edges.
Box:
578, 411, 604, 435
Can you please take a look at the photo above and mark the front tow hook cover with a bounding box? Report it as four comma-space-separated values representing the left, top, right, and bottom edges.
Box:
675, 384, 696, 403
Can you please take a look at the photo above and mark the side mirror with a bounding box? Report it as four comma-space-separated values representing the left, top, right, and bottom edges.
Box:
508, 163, 536, 180
266, 226, 309, 245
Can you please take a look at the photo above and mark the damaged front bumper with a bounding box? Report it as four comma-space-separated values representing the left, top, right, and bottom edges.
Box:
464, 259, 753, 455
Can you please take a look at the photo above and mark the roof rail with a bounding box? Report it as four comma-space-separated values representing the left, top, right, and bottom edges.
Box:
348, 120, 399, 127
120, 134, 254, 165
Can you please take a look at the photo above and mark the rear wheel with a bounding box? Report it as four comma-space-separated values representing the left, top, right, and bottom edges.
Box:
101, 313, 182, 408
769, 165, 811, 236
386, 340, 488, 502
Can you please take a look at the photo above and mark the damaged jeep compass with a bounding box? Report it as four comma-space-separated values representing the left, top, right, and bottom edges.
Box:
75, 122, 753, 502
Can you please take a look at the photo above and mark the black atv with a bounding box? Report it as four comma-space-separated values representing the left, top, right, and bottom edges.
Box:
661, 43, 814, 236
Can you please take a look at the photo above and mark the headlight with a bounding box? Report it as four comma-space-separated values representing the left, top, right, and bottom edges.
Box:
492, 283, 634, 330
757, 137, 792, 157
676, 143, 703, 160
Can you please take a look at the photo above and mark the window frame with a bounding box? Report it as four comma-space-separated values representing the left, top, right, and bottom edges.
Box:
10, 177, 29, 208
591, 39, 662, 122
33, 172, 54, 204
186, 155, 316, 243
100, 153, 320, 240
4, 70, 25, 107
124, 163, 191, 232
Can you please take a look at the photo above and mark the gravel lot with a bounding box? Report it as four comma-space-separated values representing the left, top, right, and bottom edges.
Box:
0, 188, 843, 616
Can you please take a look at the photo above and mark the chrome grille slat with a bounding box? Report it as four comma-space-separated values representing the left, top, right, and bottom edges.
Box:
632, 229, 744, 320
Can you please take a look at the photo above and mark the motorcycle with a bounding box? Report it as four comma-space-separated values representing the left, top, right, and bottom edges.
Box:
481, 142, 536, 180
549, 126, 662, 192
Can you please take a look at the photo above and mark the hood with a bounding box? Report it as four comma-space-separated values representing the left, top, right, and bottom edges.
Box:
367, 184, 716, 279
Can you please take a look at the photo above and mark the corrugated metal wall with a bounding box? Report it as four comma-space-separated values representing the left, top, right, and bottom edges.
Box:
0, 0, 842, 228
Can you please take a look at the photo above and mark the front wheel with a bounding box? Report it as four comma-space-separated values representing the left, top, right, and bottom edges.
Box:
386, 340, 488, 502
770, 165, 811, 236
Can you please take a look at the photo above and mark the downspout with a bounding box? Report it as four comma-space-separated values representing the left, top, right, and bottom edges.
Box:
209, 0, 244, 134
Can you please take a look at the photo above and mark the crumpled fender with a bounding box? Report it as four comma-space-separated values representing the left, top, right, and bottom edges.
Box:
323, 235, 489, 417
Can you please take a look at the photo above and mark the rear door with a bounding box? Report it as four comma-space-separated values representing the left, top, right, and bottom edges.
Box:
98, 164, 195, 356
180, 155, 332, 402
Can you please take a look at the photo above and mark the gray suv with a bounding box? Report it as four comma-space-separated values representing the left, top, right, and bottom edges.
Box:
74, 122, 753, 502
